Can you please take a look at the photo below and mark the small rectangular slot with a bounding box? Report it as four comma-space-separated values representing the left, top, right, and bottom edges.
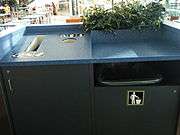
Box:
25, 35, 45, 52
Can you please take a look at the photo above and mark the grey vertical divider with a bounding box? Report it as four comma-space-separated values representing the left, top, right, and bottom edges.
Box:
89, 64, 96, 135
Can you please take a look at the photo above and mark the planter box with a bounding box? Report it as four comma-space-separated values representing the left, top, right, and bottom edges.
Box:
91, 29, 164, 45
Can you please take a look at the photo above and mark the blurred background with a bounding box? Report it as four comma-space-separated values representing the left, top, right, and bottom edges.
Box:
0, 0, 179, 31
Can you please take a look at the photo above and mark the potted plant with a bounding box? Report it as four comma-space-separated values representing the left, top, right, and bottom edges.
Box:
83, 1, 165, 44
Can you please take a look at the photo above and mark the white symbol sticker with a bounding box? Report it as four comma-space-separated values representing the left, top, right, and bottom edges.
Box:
127, 91, 145, 106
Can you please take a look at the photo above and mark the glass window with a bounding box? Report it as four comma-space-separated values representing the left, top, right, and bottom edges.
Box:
0, 0, 180, 27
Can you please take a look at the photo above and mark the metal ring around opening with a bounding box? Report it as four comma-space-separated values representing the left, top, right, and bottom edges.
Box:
62, 38, 77, 43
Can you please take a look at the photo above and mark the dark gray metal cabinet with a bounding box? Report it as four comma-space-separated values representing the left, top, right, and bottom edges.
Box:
0, 74, 12, 135
94, 86, 180, 135
2, 65, 91, 135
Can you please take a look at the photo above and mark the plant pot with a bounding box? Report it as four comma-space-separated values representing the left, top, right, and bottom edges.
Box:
91, 29, 163, 45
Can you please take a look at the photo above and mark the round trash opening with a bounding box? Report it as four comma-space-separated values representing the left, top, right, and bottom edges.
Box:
62, 38, 77, 43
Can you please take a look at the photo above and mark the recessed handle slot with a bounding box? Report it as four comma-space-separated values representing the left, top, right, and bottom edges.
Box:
8, 79, 14, 94
98, 77, 163, 86
95, 63, 163, 86
12, 35, 45, 58
25, 35, 45, 52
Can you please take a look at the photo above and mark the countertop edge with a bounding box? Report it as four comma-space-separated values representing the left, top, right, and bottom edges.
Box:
1, 55, 180, 67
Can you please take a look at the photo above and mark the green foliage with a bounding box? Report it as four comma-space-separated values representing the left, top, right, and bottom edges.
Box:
2, 0, 17, 7
83, 1, 165, 31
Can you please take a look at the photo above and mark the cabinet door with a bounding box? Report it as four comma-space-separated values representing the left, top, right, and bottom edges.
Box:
3, 65, 90, 135
0, 75, 12, 135
94, 86, 179, 135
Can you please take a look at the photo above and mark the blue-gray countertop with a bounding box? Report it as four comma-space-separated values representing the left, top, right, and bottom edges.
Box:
0, 22, 180, 66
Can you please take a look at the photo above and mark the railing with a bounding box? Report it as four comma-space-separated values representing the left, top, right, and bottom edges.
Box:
169, 3, 180, 9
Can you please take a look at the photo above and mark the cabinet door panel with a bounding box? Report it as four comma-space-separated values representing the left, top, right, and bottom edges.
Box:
95, 86, 179, 135
0, 78, 12, 135
3, 65, 90, 135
